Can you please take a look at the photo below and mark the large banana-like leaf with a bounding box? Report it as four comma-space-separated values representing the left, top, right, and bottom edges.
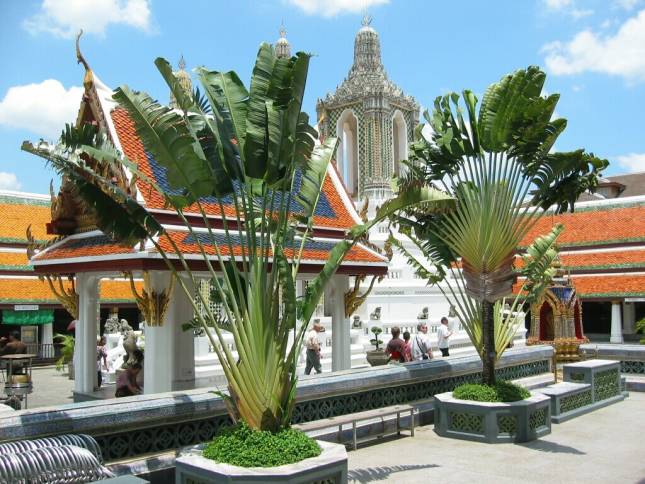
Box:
113, 86, 233, 203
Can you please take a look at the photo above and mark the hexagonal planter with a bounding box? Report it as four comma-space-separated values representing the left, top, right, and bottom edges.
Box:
434, 391, 551, 443
175, 440, 348, 483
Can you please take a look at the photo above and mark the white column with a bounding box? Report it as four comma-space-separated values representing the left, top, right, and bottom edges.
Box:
610, 301, 624, 344
622, 302, 636, 335
171, 274, 195, 390
144, 272, 195, 394
42, 323, 53, 346
327, 274, 351, 372
74, 273, 100, 394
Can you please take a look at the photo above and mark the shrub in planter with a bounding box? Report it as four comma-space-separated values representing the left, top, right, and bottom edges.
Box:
366, 326, 390, 366
202, 422, 320, 468
453, 381, 530, 403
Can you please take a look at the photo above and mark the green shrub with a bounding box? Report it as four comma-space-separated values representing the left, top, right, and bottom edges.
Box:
202, 422, 321, 468
453, 381, 530, 402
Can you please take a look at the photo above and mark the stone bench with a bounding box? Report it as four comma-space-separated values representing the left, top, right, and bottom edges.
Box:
294, 404, 415, 450
535, 359, 628, 423
536, 382, 593, 423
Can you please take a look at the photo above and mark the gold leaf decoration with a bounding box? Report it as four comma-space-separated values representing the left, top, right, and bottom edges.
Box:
127, 271, 174, 326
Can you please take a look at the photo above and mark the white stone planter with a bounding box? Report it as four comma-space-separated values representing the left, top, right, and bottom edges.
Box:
175, 440, 348, 483
434, 391, 551, 443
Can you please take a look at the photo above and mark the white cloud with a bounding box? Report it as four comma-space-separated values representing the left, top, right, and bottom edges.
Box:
616, 153, 645, 172
23, 0, 152, 38
570, 8, 594, 18
0, 80, 83, 139
614, 0, 641, 10
286, 0, 389, 17
0, 173, 22, 191
544, 0, 572, 9
542, 9, 645, 82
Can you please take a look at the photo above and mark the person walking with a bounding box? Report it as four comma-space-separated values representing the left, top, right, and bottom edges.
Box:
385, 326, 405, 363
438, 317, 453, 357
304, 322, 323, 375
411, 323, 433, 361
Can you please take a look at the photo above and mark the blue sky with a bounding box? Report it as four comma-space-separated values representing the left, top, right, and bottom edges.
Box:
0, 0, 644, 194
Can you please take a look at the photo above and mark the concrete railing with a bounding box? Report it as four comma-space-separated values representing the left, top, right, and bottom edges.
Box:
579, 344, 645, 376
0, 345, 553, 463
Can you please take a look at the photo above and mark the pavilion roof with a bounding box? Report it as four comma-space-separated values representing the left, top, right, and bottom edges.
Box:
0, 193, 54, 246
0, 277, 139, 306
28, 67, 388, 274
520, 197, 645, 249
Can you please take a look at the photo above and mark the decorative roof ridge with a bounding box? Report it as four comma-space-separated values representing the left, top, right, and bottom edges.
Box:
543, 194, 645, 213
0, 191, 50, 206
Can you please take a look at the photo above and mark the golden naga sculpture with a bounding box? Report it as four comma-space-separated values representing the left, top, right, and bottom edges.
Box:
40, 274, 79, 319
344, 273, 384, 318
127, 271, 174, 327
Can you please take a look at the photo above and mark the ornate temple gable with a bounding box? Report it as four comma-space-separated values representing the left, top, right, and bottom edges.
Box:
46, 31, 136, 237
316, 16, 420, 199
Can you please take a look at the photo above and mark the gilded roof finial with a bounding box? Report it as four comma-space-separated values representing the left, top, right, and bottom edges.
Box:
75, 30, 94, 89
361, 12, 372, 27
178, 54, 186, 71
279, 19, 287, 38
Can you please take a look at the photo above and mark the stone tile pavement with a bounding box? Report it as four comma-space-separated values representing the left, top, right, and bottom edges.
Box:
16, 365, 75, 409
347, 392, 645, 483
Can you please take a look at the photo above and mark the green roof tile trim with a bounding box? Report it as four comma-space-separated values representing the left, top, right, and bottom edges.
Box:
0, 237, 48, 245
0, 264, 33, 272
0, 298, 135, 303
564, 262, 645, 271
0, 195, 49, 206
579, 291, 645, 299
542, 198, 645, 214
519, 236, 645, 250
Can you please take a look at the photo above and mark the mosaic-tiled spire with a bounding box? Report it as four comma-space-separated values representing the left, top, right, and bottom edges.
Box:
170, 55, 192, 109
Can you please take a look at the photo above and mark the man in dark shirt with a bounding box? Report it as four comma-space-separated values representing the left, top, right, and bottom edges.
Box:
385, 326, 406, 363
0, 331, 27, 355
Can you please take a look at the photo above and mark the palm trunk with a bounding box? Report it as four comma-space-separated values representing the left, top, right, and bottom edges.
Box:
481, 299, 496, 385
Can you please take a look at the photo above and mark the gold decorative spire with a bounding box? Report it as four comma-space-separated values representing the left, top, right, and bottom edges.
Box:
75, 29, 94, 89
169, 55, 192, 109
361, 12, 372, 26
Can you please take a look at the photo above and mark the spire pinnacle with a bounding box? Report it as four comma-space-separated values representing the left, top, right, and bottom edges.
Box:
361, 12, 372, 27
178, 55, 186, 71
279, 19, 286, 38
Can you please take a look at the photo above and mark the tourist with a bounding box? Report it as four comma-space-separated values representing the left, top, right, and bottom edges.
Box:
0, 331, 27, 355
411, 323, 433, 361
304, 323, 323, 375
402, 331, 412, 362
96, 336, 108, 389
115, 363, 143, 398
438, 317, 453, 357
385, 326, 405, 363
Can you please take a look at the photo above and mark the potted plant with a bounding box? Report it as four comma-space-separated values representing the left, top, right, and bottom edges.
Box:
389, 66, 606, 443
366, 326, 390, 366
54, 333, 74, 380
27, 41, 454, 480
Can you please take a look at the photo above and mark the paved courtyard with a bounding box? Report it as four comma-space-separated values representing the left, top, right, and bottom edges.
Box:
347, 392, 645, 484
22, 365, 76, 409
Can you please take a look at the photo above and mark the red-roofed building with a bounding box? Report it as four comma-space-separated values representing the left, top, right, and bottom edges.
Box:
25, 49, 389, 399
518, 194, 645, 344
0, 191, 141, 359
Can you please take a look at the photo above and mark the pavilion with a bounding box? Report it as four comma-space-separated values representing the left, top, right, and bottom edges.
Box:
26, 43, 388, 399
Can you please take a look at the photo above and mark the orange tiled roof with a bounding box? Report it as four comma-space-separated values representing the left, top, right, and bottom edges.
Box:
0, 278, 140, 304
515, 273, 645, 299
110, 107, 357, 230
0, 251, 31, 271
35, 234, 134, 261
158, 230, 384, 263
514, 248, 645, 272
520, 203, 645, 248
0, 195, 53, 244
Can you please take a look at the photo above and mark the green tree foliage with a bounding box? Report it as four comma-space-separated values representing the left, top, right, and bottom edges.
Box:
390, 66, 607, 385
24, 44, 454, 431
